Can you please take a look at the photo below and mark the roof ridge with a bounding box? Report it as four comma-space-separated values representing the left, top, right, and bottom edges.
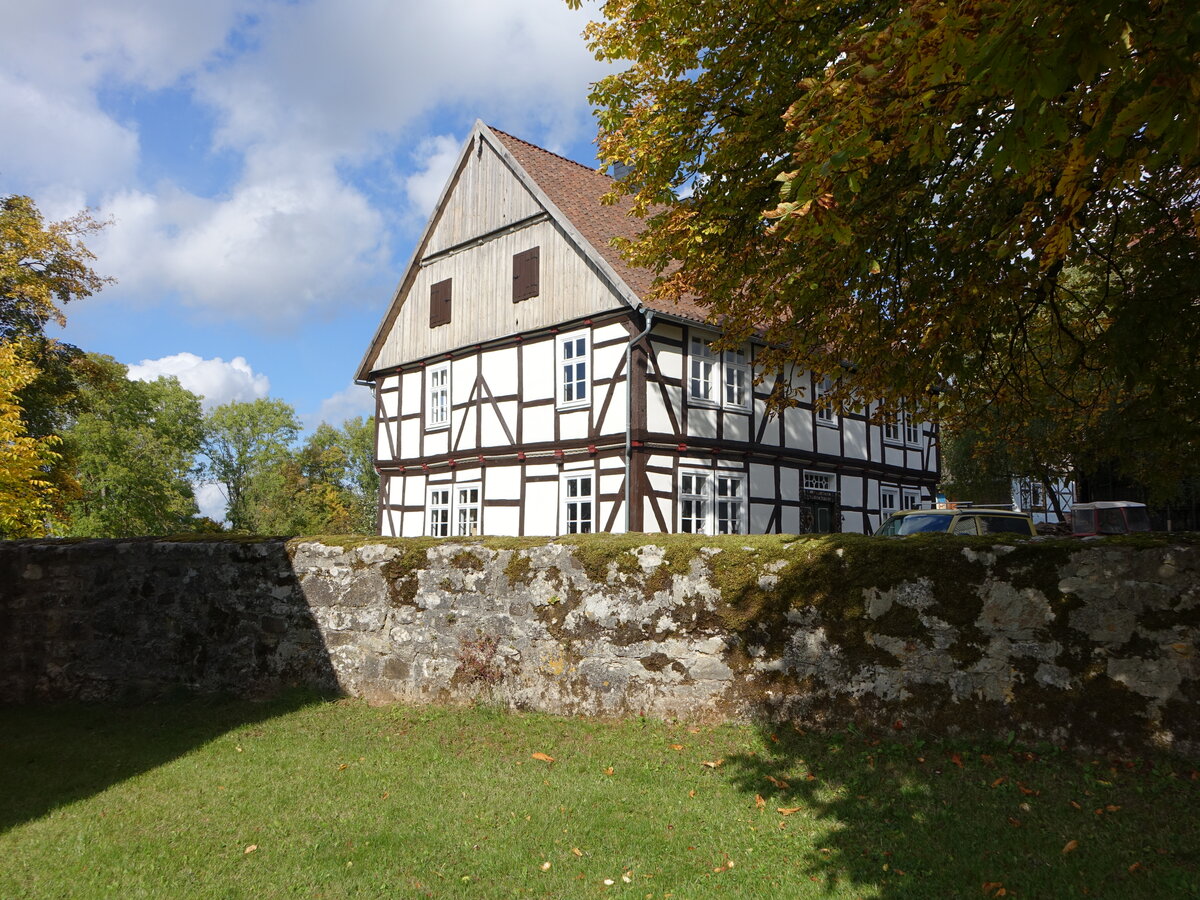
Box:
488, 124, 612, 181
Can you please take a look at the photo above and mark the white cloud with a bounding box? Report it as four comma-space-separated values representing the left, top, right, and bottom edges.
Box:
404, 134, 462, 219
194, 482, 229, 524
126, 352, 269, 409
93, 164, 387, 323
307, 383, 375, 430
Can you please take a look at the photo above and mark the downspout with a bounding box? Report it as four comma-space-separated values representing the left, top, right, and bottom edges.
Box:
624, 308, 655, 532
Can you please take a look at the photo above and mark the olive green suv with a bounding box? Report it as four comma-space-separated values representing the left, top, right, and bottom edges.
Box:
876, 508, 1037, 536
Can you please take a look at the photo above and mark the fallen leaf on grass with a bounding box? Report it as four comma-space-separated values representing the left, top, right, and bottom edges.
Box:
337, 763, 349, 771
1070, 800, 1082, 810
244, 845, 258, 855
778, 807, 802, 816
1007, 817, 1021, 828
688, 789, 696, 798
1128, 861, 1144, 874
1106, 804, 1121, 812
1017, 782, 1040, 796
755, 795, 766, 809
701, 759, 724, 768
604, 766, 614, 776
982, 882, 1006, 896
669, 744, 684, 751
990, 777, 1007, 788
764, 775, 790, 790
531, 753, 555, 763
572, 848, 583, 857
1062, 840, 1080, 855
950, 753, 964, 768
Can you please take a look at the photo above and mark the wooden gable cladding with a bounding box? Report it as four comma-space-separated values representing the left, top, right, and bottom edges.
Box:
512, 247, 539, 302
429, 278, 452, 327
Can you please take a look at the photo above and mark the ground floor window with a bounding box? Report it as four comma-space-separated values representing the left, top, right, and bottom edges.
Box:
902, 489, 922, 510
455, 483, 481, 536
880, 486, 898, 518
427, 486, 451, 537
560, 472, 594, 534
679, 469, 746, 534
426, 481, 481, 536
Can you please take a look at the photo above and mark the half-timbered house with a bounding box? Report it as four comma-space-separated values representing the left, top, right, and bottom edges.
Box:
357, 121, 939, 537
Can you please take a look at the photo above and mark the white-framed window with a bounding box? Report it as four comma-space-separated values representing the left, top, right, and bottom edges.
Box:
723, 346, 751, 410
454, 482, 482, 536
904, 413, 921, 446
880, 486, 899, 517
679, 469, 746, 534
689, 336, 718, 405
427, 485, 451, 537
1029, 481, 1044, 508
679, 470, 711, 533
560, 472, 595, 534
714, 473, 746, 534
556, 330, 590, 409
427, 362, 450, 430
689, 335, 751, 411
882, 409, 901, 443
803, 470, 836, 493
902, 489, 922, 510
815, 375, 837, 425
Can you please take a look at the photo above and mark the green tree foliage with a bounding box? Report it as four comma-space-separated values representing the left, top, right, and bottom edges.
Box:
0, 343, 61, 537
242, 417, 378, 536
578, 0, 1200, 493
200, 399, 301, 532
1, 195, 112, 515
59, 355, 205, 537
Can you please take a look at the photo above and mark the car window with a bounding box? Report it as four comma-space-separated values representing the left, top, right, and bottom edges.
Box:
892, 513, 953, 534
979, 515, 1032, 535
1098, 507, 1126, 534
1125, 507, 1152, 532
952, 516, 978, 535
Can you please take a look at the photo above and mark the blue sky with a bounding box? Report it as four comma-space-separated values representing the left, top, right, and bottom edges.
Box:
1, 0, 612, 504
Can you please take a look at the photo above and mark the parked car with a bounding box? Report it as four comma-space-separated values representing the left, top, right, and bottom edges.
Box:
1070, 501, 1151, 536
876, 508, 1037, 536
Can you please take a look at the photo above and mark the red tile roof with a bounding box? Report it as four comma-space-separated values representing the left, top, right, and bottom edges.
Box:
490, 127, 711, 324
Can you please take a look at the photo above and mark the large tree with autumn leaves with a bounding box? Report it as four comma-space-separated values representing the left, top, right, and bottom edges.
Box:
576, 0, 1200, 495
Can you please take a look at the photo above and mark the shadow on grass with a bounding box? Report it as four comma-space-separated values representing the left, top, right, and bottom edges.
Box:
0, 691, 329, 835
721, 724, 1200, 898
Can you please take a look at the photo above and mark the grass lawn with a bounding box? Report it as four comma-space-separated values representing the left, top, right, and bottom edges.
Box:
1, 695, 1197, 899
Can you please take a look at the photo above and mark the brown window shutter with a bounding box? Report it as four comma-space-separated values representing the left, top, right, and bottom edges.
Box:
512, 247, 540, 302
430, 278, 452, 327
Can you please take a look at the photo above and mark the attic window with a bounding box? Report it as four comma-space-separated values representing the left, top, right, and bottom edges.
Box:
512, 247, 540, 302
429, 278, 452, 328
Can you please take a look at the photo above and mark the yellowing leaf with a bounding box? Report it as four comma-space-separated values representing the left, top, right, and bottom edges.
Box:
531, 752, 555, 763
540, 862, 551, 871
244, 845, 258, 855
572, 847, 583, 857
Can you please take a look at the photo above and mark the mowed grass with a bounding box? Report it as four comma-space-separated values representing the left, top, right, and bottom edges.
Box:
1, 696, 1198, 899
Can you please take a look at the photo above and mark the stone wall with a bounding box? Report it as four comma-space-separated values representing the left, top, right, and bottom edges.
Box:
1, 534, 1197, 757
